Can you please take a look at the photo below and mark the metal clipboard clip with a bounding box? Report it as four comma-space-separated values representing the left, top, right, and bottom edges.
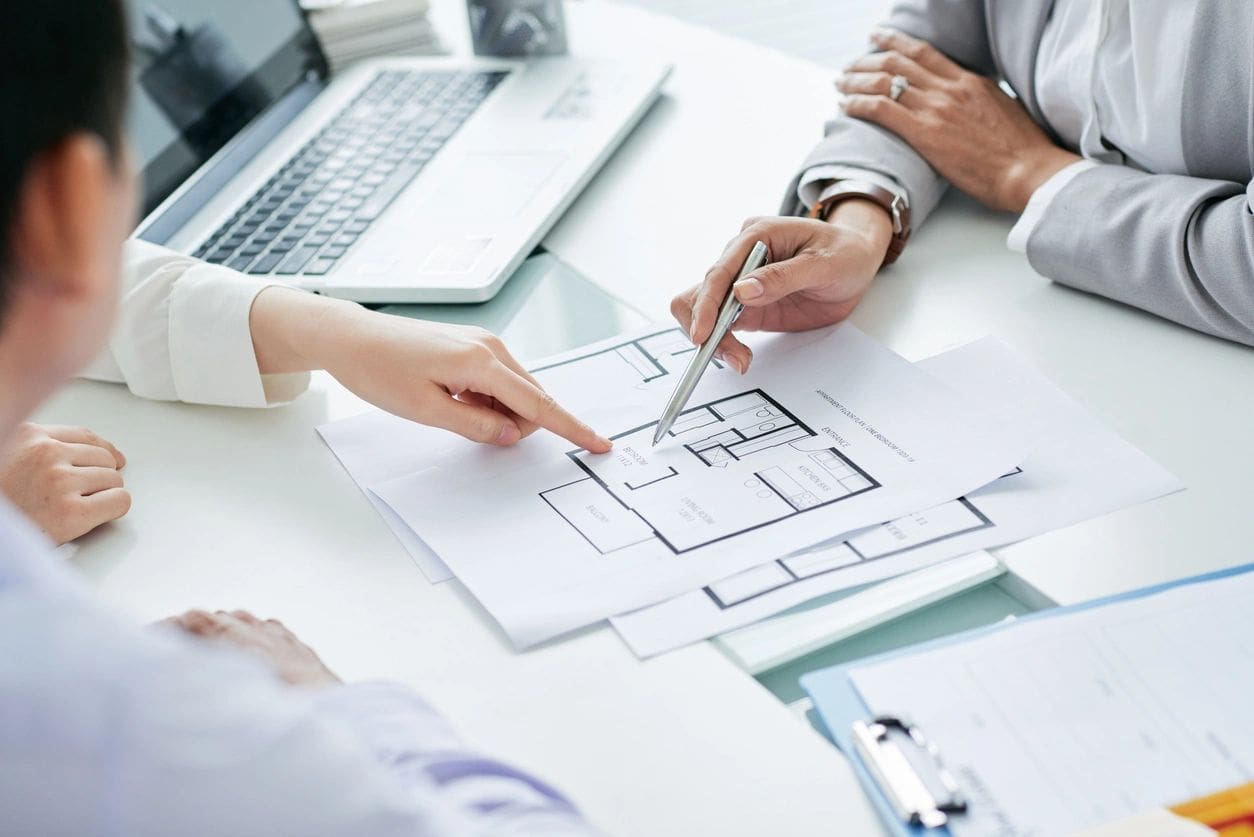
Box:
851, 716, 968, 830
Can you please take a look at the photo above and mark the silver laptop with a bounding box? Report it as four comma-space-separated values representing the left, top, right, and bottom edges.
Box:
130, 1, 669, 303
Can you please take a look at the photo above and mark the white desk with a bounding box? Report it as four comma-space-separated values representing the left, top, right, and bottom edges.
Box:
35, 2, 1254, 836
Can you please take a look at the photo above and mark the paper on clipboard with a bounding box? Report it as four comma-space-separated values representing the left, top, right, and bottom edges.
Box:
804, 564, 1254, 837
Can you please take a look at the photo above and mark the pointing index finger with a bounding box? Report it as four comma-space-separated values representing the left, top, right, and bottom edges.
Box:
488, 363, 612, 453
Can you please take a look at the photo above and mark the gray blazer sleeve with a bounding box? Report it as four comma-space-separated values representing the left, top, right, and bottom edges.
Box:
779, 0, 996, 222
1026, 166, 1254, 346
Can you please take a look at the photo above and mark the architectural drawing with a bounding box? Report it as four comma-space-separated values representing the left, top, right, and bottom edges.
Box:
540, 389, 880, 555
701, 468, 1023, 608
531, 327, 718, 388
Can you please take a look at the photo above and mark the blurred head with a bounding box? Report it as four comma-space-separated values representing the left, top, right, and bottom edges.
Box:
0, 1, 135, 435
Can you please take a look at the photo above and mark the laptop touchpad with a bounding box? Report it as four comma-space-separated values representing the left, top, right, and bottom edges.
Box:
425, 152, 566, 221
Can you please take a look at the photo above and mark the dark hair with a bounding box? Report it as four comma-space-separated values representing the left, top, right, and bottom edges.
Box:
0, 1, 130, 313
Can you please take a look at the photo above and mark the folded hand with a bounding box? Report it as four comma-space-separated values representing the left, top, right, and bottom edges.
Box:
836, 29, 1081, 213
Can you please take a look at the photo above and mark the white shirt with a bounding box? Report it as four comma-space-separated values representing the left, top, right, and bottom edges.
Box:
799, 0, 1193, 254
82, 239, 311, 408
0, 495, 595, 836
25, 242, 595, 833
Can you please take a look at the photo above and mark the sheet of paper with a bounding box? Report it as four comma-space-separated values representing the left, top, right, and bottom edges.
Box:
318, 412, 453, 583
370, 323, 1032, 648
611, 338, 1183, 657
316, 327, 723, 580
847, 568, 1254, 837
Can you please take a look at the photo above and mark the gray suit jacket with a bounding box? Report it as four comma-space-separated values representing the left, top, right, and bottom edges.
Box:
783, 0, 1254, 346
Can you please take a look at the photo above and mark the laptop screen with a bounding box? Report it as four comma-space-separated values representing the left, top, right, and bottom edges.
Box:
126, 1, 325, 215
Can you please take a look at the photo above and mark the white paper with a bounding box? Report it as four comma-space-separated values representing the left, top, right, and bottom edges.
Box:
369, 323, 1032, 648
849, 568, 1254, 837
1070, 810, 1215, 837
315, 328, 713, 580
317, 412, 453, 583
610, 338, 1183, 657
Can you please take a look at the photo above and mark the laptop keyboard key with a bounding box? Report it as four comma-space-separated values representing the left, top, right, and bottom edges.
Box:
248, 251, 285, 275
275, 246, 319, 274
227, 254, 256, 272
355, 162, 423, 221
303, 257, 339, 276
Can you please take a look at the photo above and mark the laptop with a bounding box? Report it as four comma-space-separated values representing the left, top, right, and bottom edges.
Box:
129, 1, 669, 303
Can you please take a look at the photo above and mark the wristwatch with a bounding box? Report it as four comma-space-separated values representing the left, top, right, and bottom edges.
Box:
808, 179, 912, 266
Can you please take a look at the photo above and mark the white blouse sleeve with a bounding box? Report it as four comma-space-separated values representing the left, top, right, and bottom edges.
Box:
80, 239, 310, 407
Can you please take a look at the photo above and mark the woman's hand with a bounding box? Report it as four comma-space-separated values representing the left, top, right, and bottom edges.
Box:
249, 288, 612, 453
836, 29, 1081, 213
670, 199, 893, 373
0, 423, 131, 545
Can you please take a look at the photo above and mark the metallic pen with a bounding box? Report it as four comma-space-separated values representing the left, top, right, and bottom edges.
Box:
652, 240, 769, 446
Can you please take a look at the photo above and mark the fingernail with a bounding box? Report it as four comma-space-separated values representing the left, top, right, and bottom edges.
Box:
833, 72, 846, 87
735, 278, 764, 300
596, 435, 613, 451
495, 423, 521, 445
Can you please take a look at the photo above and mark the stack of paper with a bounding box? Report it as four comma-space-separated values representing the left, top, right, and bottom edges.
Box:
301, 0, 446, 73
318, 324, 1182, 653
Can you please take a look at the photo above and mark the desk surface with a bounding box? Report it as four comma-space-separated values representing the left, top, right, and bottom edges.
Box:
37, 2, 1254, 836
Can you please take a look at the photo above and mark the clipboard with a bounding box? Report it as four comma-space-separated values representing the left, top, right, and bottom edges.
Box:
800, 560, 1254, 836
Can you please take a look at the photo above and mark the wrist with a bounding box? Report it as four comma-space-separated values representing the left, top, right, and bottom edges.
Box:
250, 286, 365, 376
1003, 148, 1083, 213
823, 198, 894, 265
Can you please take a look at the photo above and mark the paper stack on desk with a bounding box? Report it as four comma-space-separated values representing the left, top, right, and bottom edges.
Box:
318, 324, 1182, 651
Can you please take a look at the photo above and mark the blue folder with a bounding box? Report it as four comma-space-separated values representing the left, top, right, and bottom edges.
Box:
800, 560, 1254, 836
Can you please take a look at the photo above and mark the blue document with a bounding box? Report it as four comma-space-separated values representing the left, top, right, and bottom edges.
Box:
802, 561, 1254, 836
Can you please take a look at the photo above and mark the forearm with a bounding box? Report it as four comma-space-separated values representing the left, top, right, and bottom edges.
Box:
88, 240, 310, 407
1026, 165, 1254, 345
248, 285, 366, 376
783, 115, 948, 228
85, 626, 597, 835
784, 0, 995, 224
313, 682, 597, 834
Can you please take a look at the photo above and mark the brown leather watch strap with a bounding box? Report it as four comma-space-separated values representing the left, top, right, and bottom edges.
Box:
808, 180, 912, 266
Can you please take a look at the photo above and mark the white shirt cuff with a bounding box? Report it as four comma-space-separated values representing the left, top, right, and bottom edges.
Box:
1006, 160, 1098, 253
797, 165, 907, 212
168, 268, 311, 408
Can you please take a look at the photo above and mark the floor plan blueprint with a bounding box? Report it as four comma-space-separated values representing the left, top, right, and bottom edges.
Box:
703, 494, 995, 607
542, 390, 879, 554
365, 325, 1039, 648
531, 327, 718, 390
610, 338, 1185, 658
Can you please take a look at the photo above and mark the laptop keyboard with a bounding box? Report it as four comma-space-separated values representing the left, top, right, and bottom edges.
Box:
194, 69, 509, 277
